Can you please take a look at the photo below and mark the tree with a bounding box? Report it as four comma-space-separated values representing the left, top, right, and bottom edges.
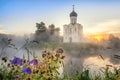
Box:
34, 22, 62, 42
35, 22, 47, 35
35, 22, 49, 42
49, 24, 55, 35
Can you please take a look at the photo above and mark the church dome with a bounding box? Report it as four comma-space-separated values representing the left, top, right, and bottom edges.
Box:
70, 11, 77, 17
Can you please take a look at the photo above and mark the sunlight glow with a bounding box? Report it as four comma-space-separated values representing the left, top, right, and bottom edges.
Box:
87, 34, 110, 42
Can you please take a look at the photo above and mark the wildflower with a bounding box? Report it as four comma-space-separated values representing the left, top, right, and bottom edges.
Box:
23, 67, 32, 74
15, 75, 19, 79
42, 51, 46, 57
23, 59, 27, 63
55, 53, 60, 58
46, 52, 49, 56
42, 53, 46, 58
40, 62, 45, 66
12, 57, 22, 65
61, 56, 65, 59
7, 63, 10, 67
2, 57, 7, 62
30, 59, 38, 65
27, 78, 31, 80
57, 48, 63, 53
42, 51, 50, 57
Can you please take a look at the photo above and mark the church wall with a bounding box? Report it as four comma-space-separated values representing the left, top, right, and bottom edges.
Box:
63, 24, 83, 43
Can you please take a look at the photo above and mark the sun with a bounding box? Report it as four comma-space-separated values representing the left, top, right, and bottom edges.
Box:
87, 34, 109, 42
93, 35, 104, 41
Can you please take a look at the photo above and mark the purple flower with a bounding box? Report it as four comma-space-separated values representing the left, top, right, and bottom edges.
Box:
30, 59, 38, 65
12, 57, 22, 65
57, 48, 63, 53
23, 67, 32, 74
15, 75, 19, 79
46, 52, 49, 56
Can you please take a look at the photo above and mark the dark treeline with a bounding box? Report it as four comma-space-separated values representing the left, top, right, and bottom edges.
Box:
34, 22, 62, 43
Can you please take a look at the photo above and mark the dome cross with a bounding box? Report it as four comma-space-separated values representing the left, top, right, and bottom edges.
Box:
73, 5, 74, 11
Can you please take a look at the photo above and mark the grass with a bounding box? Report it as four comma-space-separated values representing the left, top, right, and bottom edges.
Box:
0, 64, 120, 80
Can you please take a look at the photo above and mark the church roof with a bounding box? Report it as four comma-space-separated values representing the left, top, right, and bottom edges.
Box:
70, 11, 77, 17
70, 5, 77, 17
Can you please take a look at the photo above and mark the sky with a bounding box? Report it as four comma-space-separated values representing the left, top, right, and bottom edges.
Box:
0, 0, 120, 35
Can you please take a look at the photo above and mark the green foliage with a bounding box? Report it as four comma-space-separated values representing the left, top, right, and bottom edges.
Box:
104, 66, 120, 80
1, 48, 120, 80
36, 22, 47, 33
0, 48, 65, 80
62, 66, 120, 80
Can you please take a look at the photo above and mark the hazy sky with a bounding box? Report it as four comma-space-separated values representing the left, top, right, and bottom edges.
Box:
0, 0, 120, 35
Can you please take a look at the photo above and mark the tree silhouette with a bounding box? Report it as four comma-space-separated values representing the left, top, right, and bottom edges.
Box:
35, 22, 49, 42
34, 22, 62, 42
35, 22, 47, 34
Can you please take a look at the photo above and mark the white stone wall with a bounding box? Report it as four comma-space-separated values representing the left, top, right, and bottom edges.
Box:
63, 23, 83, 43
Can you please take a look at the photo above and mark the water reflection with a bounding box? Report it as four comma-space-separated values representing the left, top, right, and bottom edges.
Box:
83, 56, 120, 75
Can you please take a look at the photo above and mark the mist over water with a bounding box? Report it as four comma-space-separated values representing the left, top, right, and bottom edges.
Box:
63, 40, 120, 76
0, 34, 120, 76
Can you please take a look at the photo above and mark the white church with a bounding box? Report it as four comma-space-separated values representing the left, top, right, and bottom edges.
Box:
63, 5, 83, 43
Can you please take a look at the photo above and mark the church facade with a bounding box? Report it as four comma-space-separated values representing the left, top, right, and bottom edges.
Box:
63, 6, 83, 43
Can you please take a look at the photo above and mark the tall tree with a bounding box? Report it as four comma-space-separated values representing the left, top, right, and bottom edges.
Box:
35, 22, 47, 35
35, 22, 49, 42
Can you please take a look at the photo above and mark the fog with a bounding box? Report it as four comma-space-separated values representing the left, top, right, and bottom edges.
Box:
0, 33, 120, 76
63, 37, 120, 76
